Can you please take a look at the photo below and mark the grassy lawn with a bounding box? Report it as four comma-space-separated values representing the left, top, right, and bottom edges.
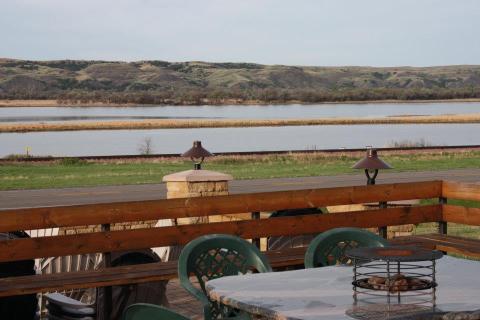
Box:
414, 222, 480, 239
1, 151, 479, 190
414, 198, 480, 239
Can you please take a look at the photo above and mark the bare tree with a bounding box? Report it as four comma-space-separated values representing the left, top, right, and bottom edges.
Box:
138, 137, 154, 155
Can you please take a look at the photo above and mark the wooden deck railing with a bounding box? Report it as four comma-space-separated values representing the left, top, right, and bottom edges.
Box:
0, 179, 479, 298
442, 181, 480, 227
0, 180, 443, 262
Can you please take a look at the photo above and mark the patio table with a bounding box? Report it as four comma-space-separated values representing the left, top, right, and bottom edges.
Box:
206, 256, 480, 320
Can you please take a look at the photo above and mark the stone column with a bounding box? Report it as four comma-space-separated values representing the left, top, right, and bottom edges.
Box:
163, 169, 233, 224
163, 169, 232, 199
163, 168, 233, 222
161, 169, 233, 259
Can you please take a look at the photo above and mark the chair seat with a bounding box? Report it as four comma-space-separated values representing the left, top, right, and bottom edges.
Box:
47, 304, 95, 316
45, 293, 95, 309
46, 293, 95, 318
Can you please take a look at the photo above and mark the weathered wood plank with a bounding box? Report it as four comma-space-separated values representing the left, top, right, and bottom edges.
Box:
0, 181, 442, 233
392, 234, 480, 259
442, 181, 480, 201
443, 204, 480, 226
0, 247, 307, 297
264, 246, 306, 268
0, 205, 442, 262
0, 261, 176, 297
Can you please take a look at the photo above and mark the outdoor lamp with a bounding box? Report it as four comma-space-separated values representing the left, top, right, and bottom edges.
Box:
181, 140, 213, 170
352, 148, 392, 185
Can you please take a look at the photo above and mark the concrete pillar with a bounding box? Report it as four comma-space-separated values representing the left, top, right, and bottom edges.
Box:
163, 169, 233, 224
163, 169, 232, 199
161, 169, 233, 259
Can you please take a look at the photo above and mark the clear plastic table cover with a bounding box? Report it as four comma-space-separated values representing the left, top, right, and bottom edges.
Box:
206, 256, 480, 320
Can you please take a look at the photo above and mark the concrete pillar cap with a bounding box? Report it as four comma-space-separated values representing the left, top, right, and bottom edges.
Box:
162, 169, 233, 182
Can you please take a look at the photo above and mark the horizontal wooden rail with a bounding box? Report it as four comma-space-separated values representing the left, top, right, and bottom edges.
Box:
0, 247, 308, 298
391, 234, 480, 259
0, 181, 442, 233
0, 261, 177, 298
443, 204, 480, 226
0, 205, 442, 263
442, 181, 480, 201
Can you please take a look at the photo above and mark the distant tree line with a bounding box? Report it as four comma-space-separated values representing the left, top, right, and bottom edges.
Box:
1, 87, 480, 105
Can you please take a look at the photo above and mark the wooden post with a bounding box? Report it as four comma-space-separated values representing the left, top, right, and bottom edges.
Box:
438, 197, 448, 235
251, 212, 261, 249
378, 201, 388, 239
101, 223, 112, 320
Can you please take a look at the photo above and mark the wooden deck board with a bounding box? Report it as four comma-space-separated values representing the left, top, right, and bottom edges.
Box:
166, 279, 203, 320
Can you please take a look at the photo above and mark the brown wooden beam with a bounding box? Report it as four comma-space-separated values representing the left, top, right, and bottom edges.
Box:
443, 204, 480, 226
0, 261, 176, 298
0, 247, 307, 297
442, 181, 480, 201
0, 205, 442, 262
393, 234, 480, 259
0, 181, 442, 233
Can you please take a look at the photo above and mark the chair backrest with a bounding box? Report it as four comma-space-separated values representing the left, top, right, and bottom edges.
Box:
178, 234, 272, 319
304, 227, 389, 268
123, 303, 189, 320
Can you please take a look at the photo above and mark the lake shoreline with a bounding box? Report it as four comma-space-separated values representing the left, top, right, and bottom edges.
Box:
1, 98, 480, 108
2, 113, 480, 132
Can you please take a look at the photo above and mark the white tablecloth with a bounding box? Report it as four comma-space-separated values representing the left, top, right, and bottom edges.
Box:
206, 256, 480, 320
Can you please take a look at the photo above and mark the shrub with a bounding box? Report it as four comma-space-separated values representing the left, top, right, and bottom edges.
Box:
385, 138, 433, 148
59, 157, 87, 165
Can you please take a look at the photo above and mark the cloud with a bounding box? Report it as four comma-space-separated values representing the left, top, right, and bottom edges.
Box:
1, 0, 479, 66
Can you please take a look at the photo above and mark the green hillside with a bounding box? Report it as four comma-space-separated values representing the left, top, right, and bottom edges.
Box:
1, 58, 480, 104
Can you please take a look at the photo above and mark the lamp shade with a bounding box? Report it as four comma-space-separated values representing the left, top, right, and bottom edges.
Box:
181, 141, 213, 159
352, 149, 392, 170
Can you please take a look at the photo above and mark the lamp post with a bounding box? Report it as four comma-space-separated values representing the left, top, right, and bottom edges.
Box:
353, 147, 393, 239
181, 141, 213, 170
352, 148, 392, 185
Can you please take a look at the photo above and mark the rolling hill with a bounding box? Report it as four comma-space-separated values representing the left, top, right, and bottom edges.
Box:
1, 58, 480, 104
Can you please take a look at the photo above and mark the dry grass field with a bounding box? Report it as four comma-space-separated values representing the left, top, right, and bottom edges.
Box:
1, 112, 480, 132
0, 99, 135, 107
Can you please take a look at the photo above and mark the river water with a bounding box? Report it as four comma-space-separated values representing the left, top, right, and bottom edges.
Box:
1, 102, 480, 122
1, 124, 479, 157
1, 102, 479, 157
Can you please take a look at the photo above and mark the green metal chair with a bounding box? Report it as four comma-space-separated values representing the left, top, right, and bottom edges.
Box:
178, 234, 272, 320
304, 227, 389, 268
122, 303, 190, 320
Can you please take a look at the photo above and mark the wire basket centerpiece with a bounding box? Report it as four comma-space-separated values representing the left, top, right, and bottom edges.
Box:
346, 246, 443, 307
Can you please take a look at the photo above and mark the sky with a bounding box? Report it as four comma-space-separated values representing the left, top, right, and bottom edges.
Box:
1, 0, 479, 67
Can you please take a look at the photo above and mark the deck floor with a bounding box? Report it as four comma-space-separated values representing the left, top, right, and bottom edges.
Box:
166, 279, 203, 320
